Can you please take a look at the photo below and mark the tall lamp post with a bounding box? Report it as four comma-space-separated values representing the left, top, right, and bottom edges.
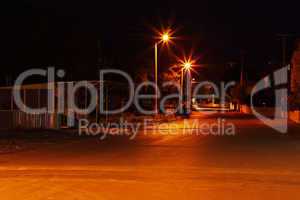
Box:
181, 62, 192, 114
180, 62, 192, 97
154, 32, 171, 114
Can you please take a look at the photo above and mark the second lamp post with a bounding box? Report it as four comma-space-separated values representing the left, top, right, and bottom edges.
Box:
154, 32, 171, 114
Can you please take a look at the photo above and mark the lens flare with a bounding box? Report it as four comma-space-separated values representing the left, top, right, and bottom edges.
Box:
179, 55, 198, 72
162, 33, 169, 42
152, 26, 177, 46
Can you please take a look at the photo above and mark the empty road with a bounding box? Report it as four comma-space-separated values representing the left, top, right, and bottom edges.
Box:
0, 112, 300, 199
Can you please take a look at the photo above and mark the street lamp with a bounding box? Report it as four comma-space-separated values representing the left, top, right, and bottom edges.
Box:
154, 31, 171, 114
180, 60, 194, 116
180, 61, 193, 99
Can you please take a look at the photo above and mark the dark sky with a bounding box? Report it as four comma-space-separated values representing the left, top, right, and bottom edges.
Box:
1, 0, 300, 83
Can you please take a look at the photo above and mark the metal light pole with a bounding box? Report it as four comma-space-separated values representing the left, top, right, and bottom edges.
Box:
277, 34, 292, 67
180, 68, 184, 98
154, 32, 170, 115
180, 62, 192, 115
185, 63, 192, 114
154, 42, 158, 114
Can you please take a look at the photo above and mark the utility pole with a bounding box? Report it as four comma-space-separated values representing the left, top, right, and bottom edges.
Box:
277, 34, 293, 94
238, 51, 246, 112
277, 34, 292, 67
240, 51, 246, 87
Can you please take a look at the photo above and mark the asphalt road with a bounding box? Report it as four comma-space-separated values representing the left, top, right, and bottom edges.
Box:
0, 112, 300, 199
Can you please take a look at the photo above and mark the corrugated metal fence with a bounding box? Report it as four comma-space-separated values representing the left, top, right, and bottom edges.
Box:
0, 111, 56, 129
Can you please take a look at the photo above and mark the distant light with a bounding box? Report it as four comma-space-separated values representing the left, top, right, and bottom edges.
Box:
162, 33, 170, 42
178, 53, 199, 72
183, 62, 192, 70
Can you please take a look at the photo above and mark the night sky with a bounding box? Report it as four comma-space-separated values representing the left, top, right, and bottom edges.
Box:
1, 0, 300, 84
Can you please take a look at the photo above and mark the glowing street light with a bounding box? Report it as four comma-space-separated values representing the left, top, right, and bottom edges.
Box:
178, 55, 196, 71
161, 33, 170, 43
183, 62, 192, 70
